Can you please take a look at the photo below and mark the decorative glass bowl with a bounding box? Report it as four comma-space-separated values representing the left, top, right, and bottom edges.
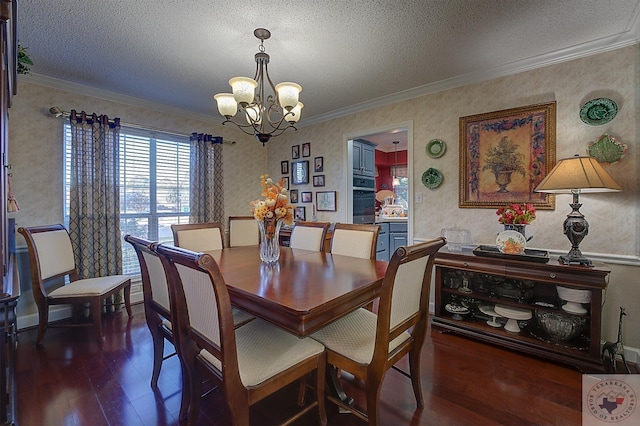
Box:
535, 311, 586, 341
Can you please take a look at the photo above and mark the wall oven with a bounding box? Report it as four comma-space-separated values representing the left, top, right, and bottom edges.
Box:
353, 177, 376, 224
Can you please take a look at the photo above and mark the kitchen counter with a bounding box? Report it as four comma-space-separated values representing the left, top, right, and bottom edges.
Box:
375, 216, 408, 223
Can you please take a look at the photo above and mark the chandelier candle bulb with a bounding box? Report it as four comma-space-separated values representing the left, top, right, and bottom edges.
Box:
287, 102, 303, 123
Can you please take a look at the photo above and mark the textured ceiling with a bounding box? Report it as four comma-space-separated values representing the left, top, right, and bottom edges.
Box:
18, 0, 640, 127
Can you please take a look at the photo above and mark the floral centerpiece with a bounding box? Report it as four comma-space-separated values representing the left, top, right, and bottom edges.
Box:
250, 174, 294, 262
496, 203, 536, 239
496, 203, 536, 225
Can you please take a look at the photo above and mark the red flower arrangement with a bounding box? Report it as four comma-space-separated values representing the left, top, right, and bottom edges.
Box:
496, 203, 536, 225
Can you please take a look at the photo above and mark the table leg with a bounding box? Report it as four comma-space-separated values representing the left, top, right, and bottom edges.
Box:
327, 366, 354, 407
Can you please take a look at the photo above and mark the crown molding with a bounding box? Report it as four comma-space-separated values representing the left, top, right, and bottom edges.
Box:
302, 32, 640, 127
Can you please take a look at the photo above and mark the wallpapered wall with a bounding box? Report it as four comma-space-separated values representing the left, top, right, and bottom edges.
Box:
267, 45, 640, 350
7, 45, 640, 350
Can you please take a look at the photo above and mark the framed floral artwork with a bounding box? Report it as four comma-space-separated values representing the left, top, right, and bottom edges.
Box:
316, 191, 336, 211
459, 102, 556, 209
289, 189, 299, 203
292, 145, 300, 159
301, 191, 312, 203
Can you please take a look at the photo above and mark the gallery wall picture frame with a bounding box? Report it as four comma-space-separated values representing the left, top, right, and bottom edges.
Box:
289, 189, 299, 203
281, 177, 289, 190
313, 175, 325, 187
281, 160, 289, 174
302, 142, 311, 157
292, 145, 300, 159
316, 191, 337, 211
314, 156, 323, 172
301, 191, 312, 203
291, 160, 309, 185
294, 206, 306, 221
459, 102, 556, 210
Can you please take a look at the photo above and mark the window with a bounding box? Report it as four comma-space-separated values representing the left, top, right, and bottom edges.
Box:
64, 125, 191, 275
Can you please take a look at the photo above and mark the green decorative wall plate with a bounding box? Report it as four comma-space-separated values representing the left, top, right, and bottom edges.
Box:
587, 134, 627, 164
422, 168, 443, 189
579, 98, 617, 126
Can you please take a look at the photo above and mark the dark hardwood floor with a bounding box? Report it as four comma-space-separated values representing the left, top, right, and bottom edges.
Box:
14, 302, 631, 425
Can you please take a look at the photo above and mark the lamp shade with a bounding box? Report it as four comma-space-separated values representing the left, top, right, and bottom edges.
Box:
229, 77, 257, 104
245, 104, 262, 125
286, 102, 303, 123
214, 93, 238, 118
275, 82, 302, 110
534, 155, 622, 194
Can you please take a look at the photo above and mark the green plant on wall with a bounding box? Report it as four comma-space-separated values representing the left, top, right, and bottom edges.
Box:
17, 43, 33, 75
482, 136, 526, 193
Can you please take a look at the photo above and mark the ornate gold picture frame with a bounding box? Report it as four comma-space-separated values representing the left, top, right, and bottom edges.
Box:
459, 102, 556, 209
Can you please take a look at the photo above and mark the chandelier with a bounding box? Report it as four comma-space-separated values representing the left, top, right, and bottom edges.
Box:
214, 28, 303, 146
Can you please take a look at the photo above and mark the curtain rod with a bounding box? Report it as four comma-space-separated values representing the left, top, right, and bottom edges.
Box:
48, 106, 236, 145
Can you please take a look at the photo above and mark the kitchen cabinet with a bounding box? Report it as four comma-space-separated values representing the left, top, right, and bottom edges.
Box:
376, 222, 389, 260
432, 250, 609, 372
375, 221, 407, 261
352, 139, 376, 177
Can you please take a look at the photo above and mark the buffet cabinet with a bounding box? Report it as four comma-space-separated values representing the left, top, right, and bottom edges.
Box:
432, 250, 610, 372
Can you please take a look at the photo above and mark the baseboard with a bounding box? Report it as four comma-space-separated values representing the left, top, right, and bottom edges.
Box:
17, 288, 144, 331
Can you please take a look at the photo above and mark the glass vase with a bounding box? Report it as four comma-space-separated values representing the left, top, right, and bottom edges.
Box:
257, 217, 282, 263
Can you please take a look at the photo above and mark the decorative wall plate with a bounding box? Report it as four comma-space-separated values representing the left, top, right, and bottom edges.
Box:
422, 167, 443, 189
587, 133, 627, 164
426, 139, 446, 158
579, 98, 617, 126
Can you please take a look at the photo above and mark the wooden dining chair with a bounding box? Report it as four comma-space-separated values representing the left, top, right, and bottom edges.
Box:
124, 235, 176, 388
18, 224, 133, 345
289, 221, 330, 251
311, 237, 446, 425
171, 222, 225, 251
155, 243, 328, 425
228, 216, 259, 247
330, 223, 380, 260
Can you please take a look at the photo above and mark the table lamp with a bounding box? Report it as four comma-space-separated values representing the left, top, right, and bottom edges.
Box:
534, 154, 621, 266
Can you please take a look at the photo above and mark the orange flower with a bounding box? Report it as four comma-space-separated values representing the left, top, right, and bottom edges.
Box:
250, 174, 294, 229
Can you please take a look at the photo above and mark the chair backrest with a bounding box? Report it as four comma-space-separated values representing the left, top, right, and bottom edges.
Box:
373, 238, 446, 363
330, 223, 380, 259
171, 222, 224, 252
289, 221, 330, 251
228, 216, 259, 247
124, 235, 171, 318
155, 243, 240, 378
18, 224, 77, 287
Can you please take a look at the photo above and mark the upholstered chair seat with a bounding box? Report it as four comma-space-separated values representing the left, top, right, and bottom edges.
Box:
18, 224, 133, 345
310, 238, 446, 425
156, 244, 327, 425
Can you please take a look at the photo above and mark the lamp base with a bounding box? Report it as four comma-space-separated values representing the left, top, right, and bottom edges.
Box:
559, 249, 592, 266
560, 198, 592, 266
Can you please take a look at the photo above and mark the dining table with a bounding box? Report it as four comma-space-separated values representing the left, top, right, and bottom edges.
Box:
205, 245, 389, 337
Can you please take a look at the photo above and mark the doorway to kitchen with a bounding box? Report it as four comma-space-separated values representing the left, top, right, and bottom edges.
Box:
344, 121, 413, 244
